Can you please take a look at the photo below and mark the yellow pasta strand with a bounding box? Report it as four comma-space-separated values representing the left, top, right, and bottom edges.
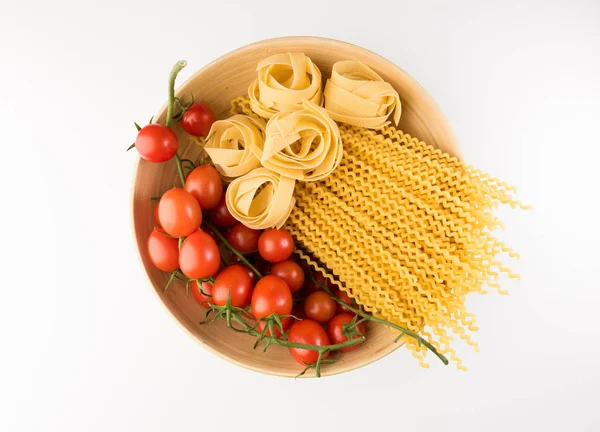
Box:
231, 96, 524, 368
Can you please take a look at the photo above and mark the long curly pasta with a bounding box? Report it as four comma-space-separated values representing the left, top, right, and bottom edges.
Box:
258, 100, 342, 181
231, 96, 525, 369
225, 167, 296, 230
324, 61, 401, 129
204, 115, 265, 180
249, 52, 323, 119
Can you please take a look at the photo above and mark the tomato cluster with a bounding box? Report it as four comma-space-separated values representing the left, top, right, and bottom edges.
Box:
139, 97, 366, 370
148, 189, 367, 367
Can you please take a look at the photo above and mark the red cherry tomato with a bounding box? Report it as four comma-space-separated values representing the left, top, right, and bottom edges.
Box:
327, 313, 366, 353
181, 103, 216, 137
211, 265, 254, 308
147, 227, 179, 272
251, 275, 293, 319
184, 165, 223, 210
334, 288, 354, 314
258, 228, 294, 263
153, 201, 161, 226
271, 260, 304, 293
288, 319, 330, 365
190, 280, 213, 308
158, 188, 202, 237
304, 291, 336, 324
241, 265, 257, 285
178, 230, 220, 279
210, 195, 237, 227
257, 316, 291, 337
227, 223, 260, 253
135, 124, 178, 162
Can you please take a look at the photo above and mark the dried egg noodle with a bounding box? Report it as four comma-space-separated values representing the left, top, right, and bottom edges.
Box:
324, 61, 401, 129
249, 52, 323, 119
225, 167, 296, 230
204, 115, 265, 180
258, 100, 342, 181
231, 96, 526, 369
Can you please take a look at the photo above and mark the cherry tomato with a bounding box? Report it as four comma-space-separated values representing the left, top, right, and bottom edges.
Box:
288, 319, 330, 365
211, 265, 254, 308
241, 265, 257, 285
327, 313, 366, 353
271, 260, 304, 293
181, 103, 216, 137
334, 288, 354, 314
257, 316, 291, 337
210, 195, 237, 227
251, 275, 293, 319
179, 230, 220, 279
154, 200, 162, 226
258, 228, 294, 263
190, 280, 213, 308
227, 223, 260, 253
158, 188, 202, 237
135, 124, 178, 162
147, 227, 179, 272
304, 291, 336, 324
184, 165, 222, 210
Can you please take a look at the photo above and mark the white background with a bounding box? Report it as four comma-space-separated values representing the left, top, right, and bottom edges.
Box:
1, 1, 599, 431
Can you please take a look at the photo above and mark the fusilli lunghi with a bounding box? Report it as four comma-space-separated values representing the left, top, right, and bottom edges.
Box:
231, 96, 526, 369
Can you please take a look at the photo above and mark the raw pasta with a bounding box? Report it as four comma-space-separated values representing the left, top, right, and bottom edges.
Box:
259, 100, 342, 181
249, 52, 323, 119
232, 95, 525, 368
324, 61, 401, 129
204, 114, 265, 180
225, 167, 296, 230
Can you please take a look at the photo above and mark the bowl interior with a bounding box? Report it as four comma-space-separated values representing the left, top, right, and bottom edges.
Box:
132, 37, 460, 377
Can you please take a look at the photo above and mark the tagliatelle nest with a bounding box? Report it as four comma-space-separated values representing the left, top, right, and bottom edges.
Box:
249, 52, 323, 118
204, 114, 265, 180
231, 95, 528, 369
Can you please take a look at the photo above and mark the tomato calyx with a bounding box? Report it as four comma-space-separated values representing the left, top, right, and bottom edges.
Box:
340, 315, 367, 341
185, 276, 215, 298
200, 289, 253, 329
251, 312, 300, 350
171, 94, 196, 122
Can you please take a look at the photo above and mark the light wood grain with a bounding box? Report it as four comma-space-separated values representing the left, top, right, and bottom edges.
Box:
131, 36, 461, 378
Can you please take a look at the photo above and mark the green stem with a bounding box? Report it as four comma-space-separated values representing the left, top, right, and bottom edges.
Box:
174, 153, 186, 186
229, 313, 363, 352
202, 219, 263, 279
166, 60, 187, 128
164, 61, 188, 186
308, 273, 449, 366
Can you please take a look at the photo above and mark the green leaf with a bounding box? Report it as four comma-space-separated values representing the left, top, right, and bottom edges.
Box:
127, 143, 135, 151
134, 122, 142, 131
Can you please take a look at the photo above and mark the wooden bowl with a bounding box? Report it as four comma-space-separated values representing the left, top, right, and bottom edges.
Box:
132, 36, 460, 377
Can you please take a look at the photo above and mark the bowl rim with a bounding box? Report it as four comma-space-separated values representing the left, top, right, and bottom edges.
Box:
130, 36, 460, 378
